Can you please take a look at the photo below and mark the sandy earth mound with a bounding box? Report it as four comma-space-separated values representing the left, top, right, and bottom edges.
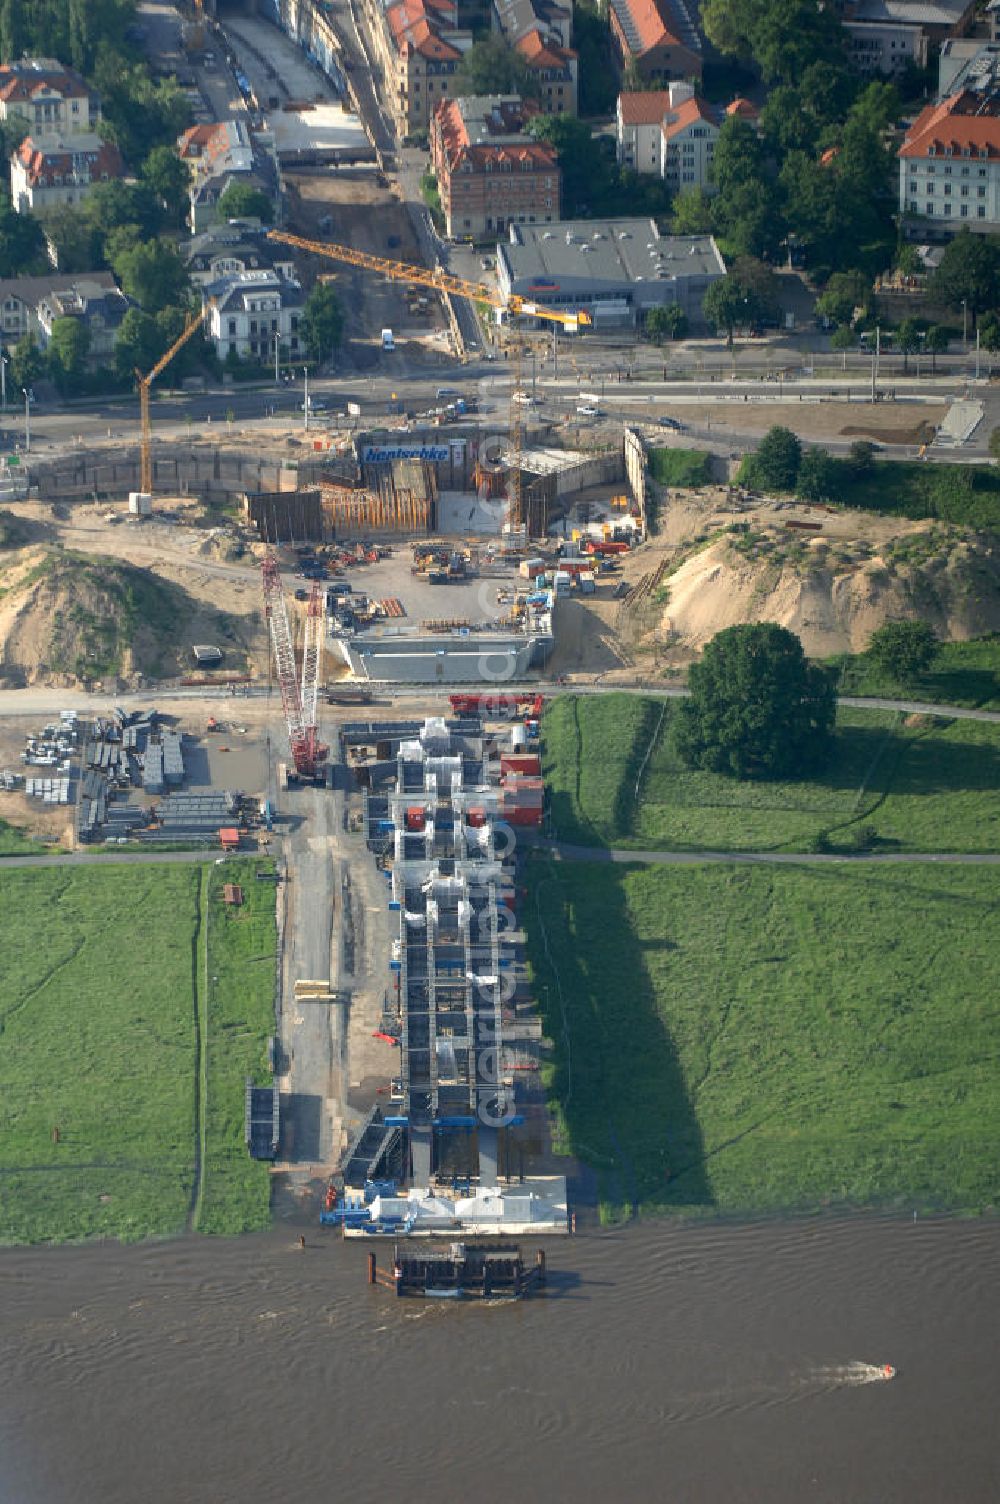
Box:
659, 525, 1000, 656
0, 548, 252, 687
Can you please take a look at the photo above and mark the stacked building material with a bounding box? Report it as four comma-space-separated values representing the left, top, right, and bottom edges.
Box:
161, 730, 185, 786
143, 743, 165, 794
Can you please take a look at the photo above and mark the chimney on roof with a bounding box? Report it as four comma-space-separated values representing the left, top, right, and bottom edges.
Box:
668, 80, 695, 108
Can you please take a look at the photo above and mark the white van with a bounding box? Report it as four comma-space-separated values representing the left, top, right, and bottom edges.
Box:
381, 328, 395, 351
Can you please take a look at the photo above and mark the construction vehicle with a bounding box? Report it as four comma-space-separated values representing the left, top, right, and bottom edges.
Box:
137, 310, 207, 494
261, 552, 328, 781
449, 692, 544, 720
267, 230, 591, 531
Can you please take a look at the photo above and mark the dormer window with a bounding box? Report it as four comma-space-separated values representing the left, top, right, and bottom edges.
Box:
927, 145, 936, 156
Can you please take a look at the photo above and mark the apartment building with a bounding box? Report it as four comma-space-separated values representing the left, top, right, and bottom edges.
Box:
660, 89, 719, 191
10, 134, 124, 214
0, 59, 97, 142
431, 94, 560, 238
608, 0, 703, 85
493, 0, 578, 114
364, 0, 473, 137
899, 44, 1000, 234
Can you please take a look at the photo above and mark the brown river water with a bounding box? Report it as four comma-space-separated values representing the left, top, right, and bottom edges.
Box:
1, 1215, 998, 1504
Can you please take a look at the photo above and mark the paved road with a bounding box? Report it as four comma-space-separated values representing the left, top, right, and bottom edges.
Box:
542, 840, 1000, 866
0, 848, 231, 868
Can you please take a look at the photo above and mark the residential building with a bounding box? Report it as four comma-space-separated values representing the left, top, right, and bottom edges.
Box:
363, 0, 473, 137
843, 0, 975, 76
34, 278, 132, 363
899, 43, 1000, 234
495, 218, 724, 327
183, 224, 297, 285
617, 89, 675, 173
493, 0, 578, 114
660, 89, 719, 191
725, 97, 760, 126
10, 134, 124, 214
202, 270, 304, 363
608, 0, 703, 86
0, 271, 123, 349
178, 119, 283, 232
431, 94, 560, 238
0, 59, 97, 142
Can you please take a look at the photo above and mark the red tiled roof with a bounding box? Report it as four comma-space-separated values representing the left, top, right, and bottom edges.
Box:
16, 135, 123, 189
899, 92, 1000, 159
618, 89, 673, 126
661, 95, 718, 140
387, 0, 462, 59
0, 64, 88, 103
515, 27, 576, 67
725, 96, 759, 120
433, 98, 557, 172
616, 0, 684, 53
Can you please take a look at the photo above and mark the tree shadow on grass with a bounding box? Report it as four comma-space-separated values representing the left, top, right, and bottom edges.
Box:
525, 854, 713, 1217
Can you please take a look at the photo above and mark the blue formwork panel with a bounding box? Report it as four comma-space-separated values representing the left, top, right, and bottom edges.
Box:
433, 1116, 476, 1130
388, 900, 401, 911
389, 960, 401, 972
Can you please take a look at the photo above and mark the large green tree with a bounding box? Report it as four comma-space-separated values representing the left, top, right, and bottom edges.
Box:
745, 425, 802, 489
111, 238, 189, 314
867, 620, 937, 681
453, 37, 540, 101
47, 316, 91, 392
673, 623, 836, 779
301, 282, 344, 362
528, 114, 608, 216
702, 0, 848, 84
141, 146, 191, 230
710, 117, 783, 259
0, 199, 47, 278
10, 334, 46, 392
930, 230, 1000, 320
216, 181, 274, 224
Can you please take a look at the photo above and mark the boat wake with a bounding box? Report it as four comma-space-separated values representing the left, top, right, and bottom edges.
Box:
810, 1361, 896, 1387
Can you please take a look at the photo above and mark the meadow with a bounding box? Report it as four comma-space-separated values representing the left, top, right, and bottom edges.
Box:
542, 694, 1000, 853
526, 857, 1000, 1220
0, 859, 276, 1243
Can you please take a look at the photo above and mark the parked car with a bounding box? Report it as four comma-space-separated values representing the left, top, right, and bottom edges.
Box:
658, 416, 686, 431
576, 404, 600, 417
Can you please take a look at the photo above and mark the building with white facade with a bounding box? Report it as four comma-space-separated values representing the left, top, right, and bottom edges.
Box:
660, 88, 719, 191
0, 272, 126, 354
616, 89, 674, 173
10, 133, 124, 214
899, 43, 1000, 235
202, 270, 304, 363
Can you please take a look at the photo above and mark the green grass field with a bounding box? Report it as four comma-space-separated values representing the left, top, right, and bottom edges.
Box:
198, 861, 276, 1236
830, 633, 1000, 712
526, 857, 1000, 1219
542, 694, 1000, 853
0, 860, 276, 1244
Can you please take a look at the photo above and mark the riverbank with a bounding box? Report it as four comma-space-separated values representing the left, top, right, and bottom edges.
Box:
0, 858, 275, 1244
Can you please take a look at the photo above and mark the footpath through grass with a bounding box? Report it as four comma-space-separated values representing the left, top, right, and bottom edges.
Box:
0, 859, 276, 1244
542, 694, 1000, 853
527, 857, 1000, 1219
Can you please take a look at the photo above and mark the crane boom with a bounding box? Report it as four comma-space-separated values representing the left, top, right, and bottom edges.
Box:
137, 310, 206, 494
266, 230, 591, 330
266, 230, 591, 533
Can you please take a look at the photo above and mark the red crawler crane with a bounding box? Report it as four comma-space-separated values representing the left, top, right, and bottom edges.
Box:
261, 549, 328, 779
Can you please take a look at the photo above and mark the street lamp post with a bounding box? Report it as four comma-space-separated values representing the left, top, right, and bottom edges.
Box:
962, 299, 968, 352
22, 388, 30, 452
0, 353, 6, 411
303, 365, 309, 430
274, 332, 280, 386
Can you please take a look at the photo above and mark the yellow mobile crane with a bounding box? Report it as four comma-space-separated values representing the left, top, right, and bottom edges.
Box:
137, 311, 206, 495
267, 229, 591, 529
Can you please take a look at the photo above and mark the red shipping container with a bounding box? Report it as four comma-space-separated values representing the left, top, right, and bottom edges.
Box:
406, 806, 426, 831
500, 754, 542, 776
467, 808, 486, 828
503, 806, 543, 827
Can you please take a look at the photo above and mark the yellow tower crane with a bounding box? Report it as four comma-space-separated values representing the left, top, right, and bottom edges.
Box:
267, 230, 591, 532
137, 311, 207, 495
